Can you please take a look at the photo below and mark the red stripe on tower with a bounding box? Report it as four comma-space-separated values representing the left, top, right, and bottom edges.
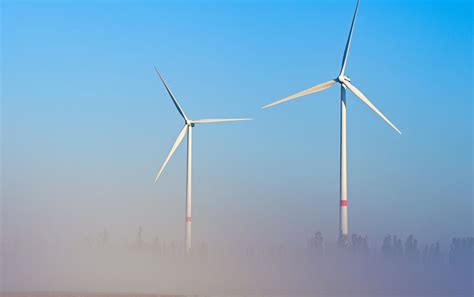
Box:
340, 200, 348, 206
186, 216, 192, 222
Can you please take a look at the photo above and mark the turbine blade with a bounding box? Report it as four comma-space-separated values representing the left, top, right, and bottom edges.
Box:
262, 80, 336, 109
155, 125, 188, 182
343, 80, 402, 134
192, 118, 253, 124
339, 0, 360, 76
154, 67, 188, 121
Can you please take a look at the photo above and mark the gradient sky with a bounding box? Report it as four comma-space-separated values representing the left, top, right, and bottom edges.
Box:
1, 0, 472, 249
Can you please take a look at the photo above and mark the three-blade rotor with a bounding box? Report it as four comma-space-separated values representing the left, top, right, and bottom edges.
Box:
154, 68, 252, 182
261, 0, 401, 135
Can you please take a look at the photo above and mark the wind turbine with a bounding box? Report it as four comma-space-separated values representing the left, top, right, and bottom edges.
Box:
262, 0, 401, 243
153, 67, 251, 254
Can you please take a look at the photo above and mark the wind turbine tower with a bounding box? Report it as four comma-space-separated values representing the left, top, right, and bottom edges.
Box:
263, 0, 401, 243
154, 68, 252, 253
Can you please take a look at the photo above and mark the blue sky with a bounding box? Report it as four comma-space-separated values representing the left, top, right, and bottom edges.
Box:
1, 0, 472, 247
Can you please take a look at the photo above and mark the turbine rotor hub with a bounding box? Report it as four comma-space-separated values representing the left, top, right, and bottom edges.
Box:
337, 75, 350, 83
186, 121, 195, 127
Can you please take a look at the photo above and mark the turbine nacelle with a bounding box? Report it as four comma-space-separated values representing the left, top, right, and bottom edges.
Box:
337, 75, 351, 83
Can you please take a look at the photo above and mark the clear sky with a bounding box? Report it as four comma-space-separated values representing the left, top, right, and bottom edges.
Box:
1, 0, 472, 248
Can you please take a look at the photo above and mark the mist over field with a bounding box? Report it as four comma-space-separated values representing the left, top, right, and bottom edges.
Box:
2, 227, 473, 296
